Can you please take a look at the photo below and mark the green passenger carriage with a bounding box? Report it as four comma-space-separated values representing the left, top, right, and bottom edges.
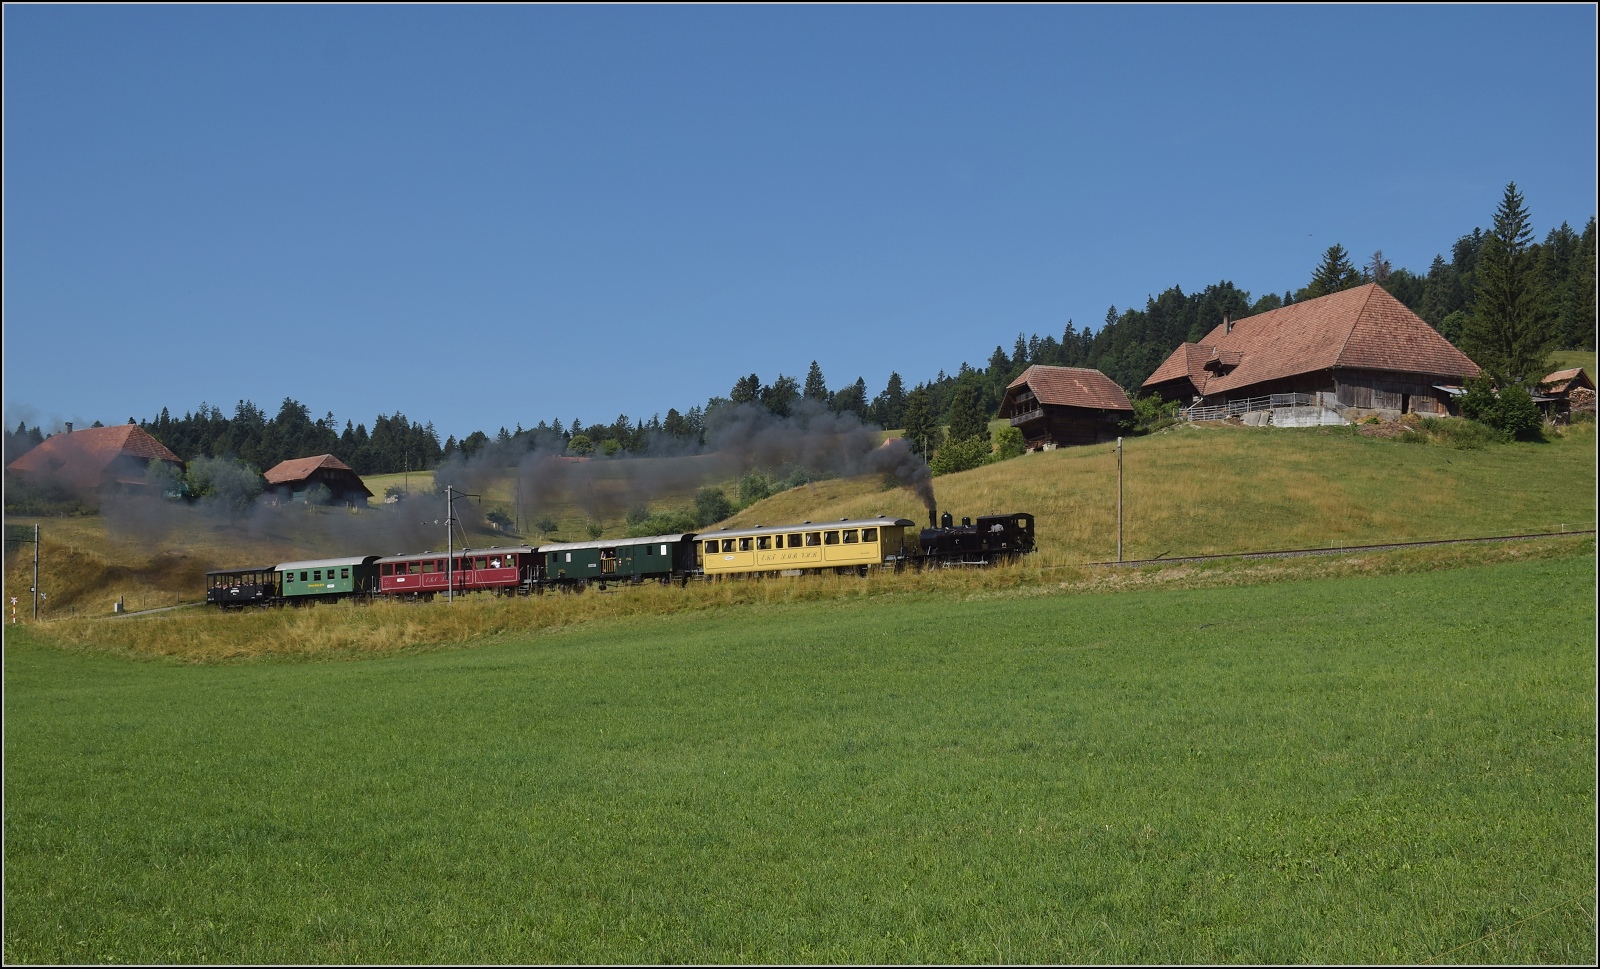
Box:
542, 533, 697, 589
277, 555, 381, 604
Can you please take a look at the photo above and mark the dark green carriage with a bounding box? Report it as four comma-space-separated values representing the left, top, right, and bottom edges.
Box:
277, 555, 381, 603
542, 534, 695, 588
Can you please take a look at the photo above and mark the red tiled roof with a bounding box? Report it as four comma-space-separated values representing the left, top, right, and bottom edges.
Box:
1540, 368, 1593, 395
263, 453, 357, 484
1143, 342, 1211, 390
1003, 365, 1132, 413
6, 425, 182, 489
1142, 284, 1480, 396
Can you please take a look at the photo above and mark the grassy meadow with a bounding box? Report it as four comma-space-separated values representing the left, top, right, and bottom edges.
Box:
4, 547, 1594, 963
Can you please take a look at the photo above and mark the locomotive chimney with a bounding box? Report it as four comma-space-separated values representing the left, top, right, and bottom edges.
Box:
929, 506, 937, 530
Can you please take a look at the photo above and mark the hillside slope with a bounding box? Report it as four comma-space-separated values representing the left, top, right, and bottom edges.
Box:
723, 421, 1596, 564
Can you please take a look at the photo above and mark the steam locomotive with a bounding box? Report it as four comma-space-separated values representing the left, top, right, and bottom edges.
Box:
205, 509, 1036, 608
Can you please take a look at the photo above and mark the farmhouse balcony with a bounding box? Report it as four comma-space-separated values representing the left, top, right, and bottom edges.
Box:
1009, 407, 1044, 426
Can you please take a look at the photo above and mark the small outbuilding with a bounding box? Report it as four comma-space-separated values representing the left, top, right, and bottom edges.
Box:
1537, 368, 1595, 421
263, 454, 373, 506
5, 422, 184, 495
996, 365, 1133, 450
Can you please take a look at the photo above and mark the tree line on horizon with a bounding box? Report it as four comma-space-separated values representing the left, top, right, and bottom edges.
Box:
6, 183, 1592, 481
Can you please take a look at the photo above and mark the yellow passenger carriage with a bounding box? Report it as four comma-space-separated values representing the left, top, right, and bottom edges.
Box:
697, 516, 916, 578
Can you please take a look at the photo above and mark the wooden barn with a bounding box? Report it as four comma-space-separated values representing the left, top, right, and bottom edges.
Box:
263, 454, 373, 506
5, 422, 184, 495
996, 366, 1133, 450
1141, 283, 1481, 418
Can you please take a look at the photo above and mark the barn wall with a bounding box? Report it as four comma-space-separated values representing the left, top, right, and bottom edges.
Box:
1017, 406, 1126, 448
1333, 369, 1455, 415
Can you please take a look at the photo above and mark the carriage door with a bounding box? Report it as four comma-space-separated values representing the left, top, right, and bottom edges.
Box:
600, 548, 617, 575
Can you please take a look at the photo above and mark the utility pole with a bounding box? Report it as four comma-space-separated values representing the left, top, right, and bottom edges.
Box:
1117, 437, 1124, 563
444, 485, 480, 603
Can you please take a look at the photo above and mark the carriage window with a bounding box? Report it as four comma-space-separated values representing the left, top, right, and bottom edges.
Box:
756, 536, 771, 550
286, 572, 295, 584
721, 539, 735, 553
739, 537, 753, 551
421, 561, 435, 573
381, 564, 391, 576
300, 571, 308, 581
504, 553, 516, 566
805, 532, 821, 546
862, 528, 878, 541
843, 529, 859, 544
341, 568, 350, 579
660, 544, 668, 556
824, 531, 839, 545
565, 552, 572, 563
408, 562, 421, 574
705, 541, 718, 555
315, 570, 323, 581
475, 557, 488, 569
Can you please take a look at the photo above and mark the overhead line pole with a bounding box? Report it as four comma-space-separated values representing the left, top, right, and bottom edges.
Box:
1117, 437, 1124, 564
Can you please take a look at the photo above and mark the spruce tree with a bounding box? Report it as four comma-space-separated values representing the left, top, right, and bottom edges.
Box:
803, 361, 829, 403
1305, 244, 1363, 298
901, 386, 941, 459
874, 372, 907, 429
946, 378, 989, 443
1464, 182, 1553, 386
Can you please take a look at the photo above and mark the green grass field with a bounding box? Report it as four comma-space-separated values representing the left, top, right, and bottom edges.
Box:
4, 547, 1594, 963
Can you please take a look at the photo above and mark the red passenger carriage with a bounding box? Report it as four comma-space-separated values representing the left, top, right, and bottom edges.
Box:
376, 546, 537, 599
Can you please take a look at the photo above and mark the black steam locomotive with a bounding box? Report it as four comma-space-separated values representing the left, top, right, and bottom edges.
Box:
916, 510, 1036, 565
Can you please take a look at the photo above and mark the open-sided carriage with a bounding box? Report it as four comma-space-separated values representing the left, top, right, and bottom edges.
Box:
205, 566, 281, 610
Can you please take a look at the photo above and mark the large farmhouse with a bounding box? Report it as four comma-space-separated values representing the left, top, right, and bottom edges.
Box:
996, 365, 1133, 450
1142, 284, 1481, 418
263, 454, 373, 506
6, 423, 184, 495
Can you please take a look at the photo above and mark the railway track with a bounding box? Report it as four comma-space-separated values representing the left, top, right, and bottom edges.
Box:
1085, 528, 1595, 570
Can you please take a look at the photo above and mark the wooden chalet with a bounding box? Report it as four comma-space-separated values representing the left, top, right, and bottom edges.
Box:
996, 366, 1133, 450
263, 454, 373, 506
1141, 284, 1481, 417
5, 423, 184, 495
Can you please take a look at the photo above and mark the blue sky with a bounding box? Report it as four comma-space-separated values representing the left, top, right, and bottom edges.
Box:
4, 4, 1595, 441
